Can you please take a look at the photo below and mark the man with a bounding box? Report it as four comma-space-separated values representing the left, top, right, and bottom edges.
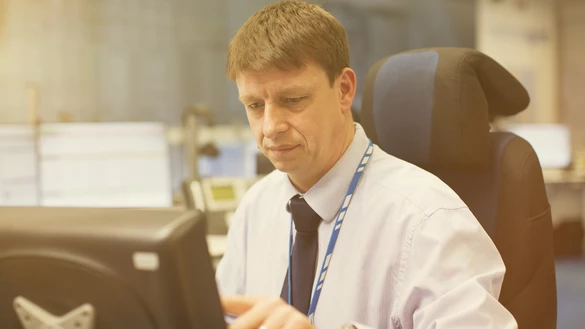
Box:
216, 1, 518, 329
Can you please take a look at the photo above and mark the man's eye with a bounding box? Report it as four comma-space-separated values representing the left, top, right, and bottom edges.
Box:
285, 97, 302, 104
248, 103, 262, 110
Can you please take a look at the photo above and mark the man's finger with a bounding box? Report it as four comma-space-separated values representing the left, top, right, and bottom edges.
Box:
257, 302, 296, 329
220, 295, 266, 316
229, 298, 285, 329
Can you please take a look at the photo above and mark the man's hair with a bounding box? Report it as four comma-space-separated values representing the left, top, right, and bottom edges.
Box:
226, 1, 350, 85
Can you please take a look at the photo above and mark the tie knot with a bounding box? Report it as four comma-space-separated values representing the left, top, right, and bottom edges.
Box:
289, 195, 321, 232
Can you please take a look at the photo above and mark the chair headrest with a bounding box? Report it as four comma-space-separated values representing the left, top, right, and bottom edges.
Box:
361, 47, 529, 169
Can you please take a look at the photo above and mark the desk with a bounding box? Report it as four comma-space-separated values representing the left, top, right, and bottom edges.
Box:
543, 168, 585, 256
207, 234, 228, 268
207, 234, 228, 258
543, 168, 585, 185
543, 169, 585, 224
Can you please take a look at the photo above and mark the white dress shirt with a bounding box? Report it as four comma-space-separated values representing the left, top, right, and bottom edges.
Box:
216, 124, 518, 329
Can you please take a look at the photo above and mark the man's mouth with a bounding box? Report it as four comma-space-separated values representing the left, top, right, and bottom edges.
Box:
268, 145, 298, 154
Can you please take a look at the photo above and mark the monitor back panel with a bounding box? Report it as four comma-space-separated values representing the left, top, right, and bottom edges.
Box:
0, 207, 226, 329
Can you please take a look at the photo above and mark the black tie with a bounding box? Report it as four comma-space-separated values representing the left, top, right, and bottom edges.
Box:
280, 195, 322, 315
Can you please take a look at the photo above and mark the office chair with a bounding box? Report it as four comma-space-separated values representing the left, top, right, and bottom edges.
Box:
360, 48, 557, 328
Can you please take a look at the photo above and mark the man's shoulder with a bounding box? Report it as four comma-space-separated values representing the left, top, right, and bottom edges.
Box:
361, 146, 467, 216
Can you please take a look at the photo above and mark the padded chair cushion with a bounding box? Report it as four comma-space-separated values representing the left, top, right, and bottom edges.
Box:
361, 48, 530, 170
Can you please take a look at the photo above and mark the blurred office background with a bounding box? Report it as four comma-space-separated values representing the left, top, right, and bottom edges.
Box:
0, 0, 584, 328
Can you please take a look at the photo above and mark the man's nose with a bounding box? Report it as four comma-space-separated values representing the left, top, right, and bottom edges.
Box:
262, 104, 288, 139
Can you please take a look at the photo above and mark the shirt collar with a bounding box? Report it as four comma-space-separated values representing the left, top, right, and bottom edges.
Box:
282, 123, 371, 223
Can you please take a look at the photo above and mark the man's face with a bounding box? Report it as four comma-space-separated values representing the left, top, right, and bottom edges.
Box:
236, 62, 352, 177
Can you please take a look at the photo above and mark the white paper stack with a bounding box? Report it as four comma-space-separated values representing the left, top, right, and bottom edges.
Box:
38, 122, 173, 207
0, 125, 39, 206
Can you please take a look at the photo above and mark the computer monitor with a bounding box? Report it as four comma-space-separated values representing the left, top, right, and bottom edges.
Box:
505, 123, 572, 169
0, 207, 226, 329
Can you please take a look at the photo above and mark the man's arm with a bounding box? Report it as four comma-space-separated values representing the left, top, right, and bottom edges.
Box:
391, 207, 517, 329
215, 201, 248, 296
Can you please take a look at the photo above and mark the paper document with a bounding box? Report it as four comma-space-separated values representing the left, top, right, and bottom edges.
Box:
0, 125, 39, 206
39, 122, 173, 207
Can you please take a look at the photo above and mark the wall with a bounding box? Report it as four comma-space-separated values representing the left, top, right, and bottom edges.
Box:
476, 0, 559, 123
0, 0, 475, 125
476, 0, 585, 228
559, 0, 585, 152
406, 0, 476, 49
556, 0, 585, 229
326, 0, 475, 107
0, 0, 233, 124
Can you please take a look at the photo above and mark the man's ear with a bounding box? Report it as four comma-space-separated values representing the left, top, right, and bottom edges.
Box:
338, 68, 357, 114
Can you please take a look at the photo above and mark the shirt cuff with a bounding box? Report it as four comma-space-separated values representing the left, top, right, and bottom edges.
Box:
351, 322, 375, 329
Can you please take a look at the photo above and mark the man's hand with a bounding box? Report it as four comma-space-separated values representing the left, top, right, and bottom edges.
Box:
221, 295, 316, 329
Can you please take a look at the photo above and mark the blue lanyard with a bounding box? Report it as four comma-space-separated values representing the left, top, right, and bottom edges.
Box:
286, 140, 374, 323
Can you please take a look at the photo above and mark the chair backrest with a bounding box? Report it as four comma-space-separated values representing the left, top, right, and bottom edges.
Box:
360, 48, 557, 328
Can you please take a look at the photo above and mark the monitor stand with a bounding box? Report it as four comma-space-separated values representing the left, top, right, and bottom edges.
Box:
14, 296, 95, 329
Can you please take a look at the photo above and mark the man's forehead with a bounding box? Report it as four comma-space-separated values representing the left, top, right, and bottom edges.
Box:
237, 69, 322, 99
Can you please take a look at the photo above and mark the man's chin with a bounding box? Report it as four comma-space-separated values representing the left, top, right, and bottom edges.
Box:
271, 160, 300, 174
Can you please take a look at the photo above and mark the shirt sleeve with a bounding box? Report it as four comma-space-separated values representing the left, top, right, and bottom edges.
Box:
215, 198, 248, 296
392, 207, 518, 329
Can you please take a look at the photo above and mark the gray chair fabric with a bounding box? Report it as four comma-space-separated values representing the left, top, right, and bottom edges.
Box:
360, 47, 557, 329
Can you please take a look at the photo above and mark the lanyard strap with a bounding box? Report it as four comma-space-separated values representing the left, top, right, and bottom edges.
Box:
287, 140, 374, 322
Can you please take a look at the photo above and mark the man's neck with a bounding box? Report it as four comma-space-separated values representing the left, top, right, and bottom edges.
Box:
290, 123, 355, 193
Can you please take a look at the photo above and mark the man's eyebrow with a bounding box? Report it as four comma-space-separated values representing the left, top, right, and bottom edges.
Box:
279, 85, 312, 95
238, 85, 314, 103
238, 94, 257, 103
